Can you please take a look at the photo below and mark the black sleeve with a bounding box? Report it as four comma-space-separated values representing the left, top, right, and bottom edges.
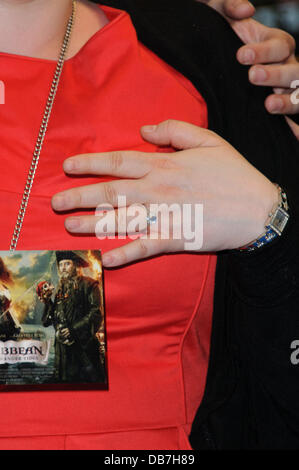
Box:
41, 301, 54, 327
288, 114, 299, 125
71, 281, 102, 340
102, 0, 299, 303
168, 2, 299, 449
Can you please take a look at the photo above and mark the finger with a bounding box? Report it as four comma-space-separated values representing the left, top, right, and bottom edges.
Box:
102, 238, 171, 267
265, 93, 299, 115
65, 215, 102, 234
65, 206, 148, 235
64, 151, 153, 178
273, 87, 286, 95
222, 0, 255, 19
201, 0, 255, 19
52, 179, 146, 211
237, 33, 295, 65
249, 63, 299, 88
141, 120, 223, 149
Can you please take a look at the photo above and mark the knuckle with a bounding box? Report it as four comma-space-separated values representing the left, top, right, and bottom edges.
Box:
86, 217, 94, 232
154, 156, 177, 170
282, 38, 292, 58
154, 183, 176, 197
284, 32, 296, 53
86, 158, 94, 173
118, 247, 129, 265
280, 95, 289, 110
103, 182, 118, 205
109, 151, 124, 172
138, 239, 149, 258
270, 27, 286, 40
115, 209, 125, 232
277, 34, 294, 59
163, 119, 177, 133
74, 189, 82, 207
273, 66, 282, 83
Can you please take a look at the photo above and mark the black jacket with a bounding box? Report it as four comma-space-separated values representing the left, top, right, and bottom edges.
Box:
97, 0, 299, 449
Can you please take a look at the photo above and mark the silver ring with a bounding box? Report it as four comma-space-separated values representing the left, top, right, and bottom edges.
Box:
146, 207, 157, 226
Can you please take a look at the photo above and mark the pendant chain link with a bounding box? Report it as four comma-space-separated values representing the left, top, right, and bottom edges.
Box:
10, 0, 77, 251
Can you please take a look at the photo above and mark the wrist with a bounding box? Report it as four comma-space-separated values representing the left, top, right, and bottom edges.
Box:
250, 181, 279, 242
237, 183, 289, 253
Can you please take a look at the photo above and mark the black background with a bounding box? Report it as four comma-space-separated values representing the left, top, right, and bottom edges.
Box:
253, 0, 299, 54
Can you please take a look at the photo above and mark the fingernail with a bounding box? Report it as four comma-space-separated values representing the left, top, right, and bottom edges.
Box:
65, 217, 81, 230
236, 1, 255, 12
52, 195, 65, 210
268, 98, 283, 113
249, 67, 267, 83
102, 254, 114, 266
142, 125, 157, 133
64, 158, 77, 172
240, 49, 255, 64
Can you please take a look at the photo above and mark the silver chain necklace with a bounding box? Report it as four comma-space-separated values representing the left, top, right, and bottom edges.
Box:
10, 0, 77, 252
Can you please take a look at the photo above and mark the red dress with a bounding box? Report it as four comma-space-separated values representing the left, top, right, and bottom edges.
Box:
0, 5, 216, 449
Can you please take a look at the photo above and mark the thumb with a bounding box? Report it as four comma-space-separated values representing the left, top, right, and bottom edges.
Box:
140, 120, 223, 149
221, 0, 255, 20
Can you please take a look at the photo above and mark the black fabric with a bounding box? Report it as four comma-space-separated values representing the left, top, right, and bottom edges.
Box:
94, 0, 299, 449
289, 114, 299, 126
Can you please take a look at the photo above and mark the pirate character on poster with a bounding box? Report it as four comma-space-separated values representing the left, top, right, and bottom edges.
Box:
39, 250, 106, 384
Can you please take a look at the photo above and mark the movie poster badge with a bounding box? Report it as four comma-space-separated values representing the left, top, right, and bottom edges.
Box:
0, 250, 107, 391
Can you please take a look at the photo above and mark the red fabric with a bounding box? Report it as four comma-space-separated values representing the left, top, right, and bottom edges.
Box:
0, 5, 216, 450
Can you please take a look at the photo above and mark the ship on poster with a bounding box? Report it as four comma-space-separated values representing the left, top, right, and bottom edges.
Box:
0, 250, 107, 390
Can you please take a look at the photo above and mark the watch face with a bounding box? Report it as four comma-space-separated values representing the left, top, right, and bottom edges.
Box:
270, 208, 289, 234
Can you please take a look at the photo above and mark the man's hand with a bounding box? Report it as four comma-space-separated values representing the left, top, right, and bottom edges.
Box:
51, 120, 278, 267
202, 0, 299, 136
61, 328, 71, 339
202, 0, 255, 19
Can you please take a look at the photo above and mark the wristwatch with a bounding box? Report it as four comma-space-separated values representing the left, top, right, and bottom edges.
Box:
237, 184, 289, 253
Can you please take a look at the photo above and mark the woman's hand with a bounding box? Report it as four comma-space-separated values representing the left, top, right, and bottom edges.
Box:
203, 0, 299, 137
52, 120, 278, 267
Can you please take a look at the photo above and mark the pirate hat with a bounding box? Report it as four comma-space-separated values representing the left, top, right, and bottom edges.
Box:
56, 251, 89, 268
